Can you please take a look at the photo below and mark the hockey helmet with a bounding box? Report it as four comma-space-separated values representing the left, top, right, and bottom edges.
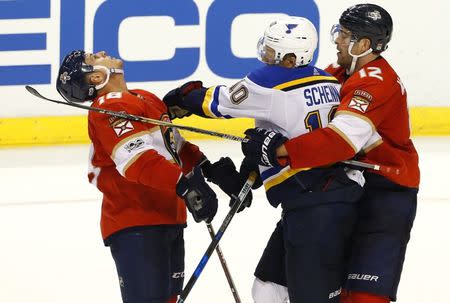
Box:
56, 50, 97, 102
338, 3, 393, 53
257, 16, 318, 67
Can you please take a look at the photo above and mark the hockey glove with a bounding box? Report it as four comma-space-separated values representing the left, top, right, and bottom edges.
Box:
201, 157, 253, 213
163, 81, 204, 119
239, 157, 263, 190
241, 128, 288, 167
176, 166, 218, 223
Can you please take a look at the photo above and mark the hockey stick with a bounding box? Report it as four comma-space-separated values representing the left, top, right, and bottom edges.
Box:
341, 159, 399, 175
177, 172, 257, 303
25, 86, 248, 143
25, 86, 398, 174
206, 223, 241, 303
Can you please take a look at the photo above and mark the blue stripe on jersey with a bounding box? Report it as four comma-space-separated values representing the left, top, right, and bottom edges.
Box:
210, 86, 222, 117
247, 65, 332, 89
262, 167, 338, 207
209, 86, 233, 119
260, 166, 282, 180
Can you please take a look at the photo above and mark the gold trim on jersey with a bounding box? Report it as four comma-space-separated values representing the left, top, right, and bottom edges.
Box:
201, 87, 218, 118
264, 166, 311, 191
122, 151, 177, 175
111, 128, 158, 159
328, 124, 358, 153
362, 138, 383, 154
122, 150, 146, 174
272, 75, 338, 91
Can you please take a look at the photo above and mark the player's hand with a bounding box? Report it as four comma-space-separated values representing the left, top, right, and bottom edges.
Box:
239, 157, 263, 190
176, 166, 218, 223
201, 157, 253, 213
163, 81, 203, 119
241, 128, 288, 167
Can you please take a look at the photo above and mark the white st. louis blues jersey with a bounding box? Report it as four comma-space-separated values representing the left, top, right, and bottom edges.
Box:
186, 64, 341, 205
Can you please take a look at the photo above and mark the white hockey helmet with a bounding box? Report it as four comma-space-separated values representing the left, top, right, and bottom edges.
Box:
257, 16, 318, 67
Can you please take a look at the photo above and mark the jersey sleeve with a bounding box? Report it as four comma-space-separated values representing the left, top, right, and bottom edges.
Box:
172, 128, 205, 174
338, 75, 394, 127
180, 78, 275, 121
327, 72, 395, 154
284, 126, 356, 169
90, 94, 183, 193
285, 66, 396, 169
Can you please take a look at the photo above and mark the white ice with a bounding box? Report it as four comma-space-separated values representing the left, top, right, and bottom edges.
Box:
0, 137, 449, 303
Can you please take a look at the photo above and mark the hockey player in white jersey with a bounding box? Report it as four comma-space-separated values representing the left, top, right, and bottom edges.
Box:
163, 16, 364, 303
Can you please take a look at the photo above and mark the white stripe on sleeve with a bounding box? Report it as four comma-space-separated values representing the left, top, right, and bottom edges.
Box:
329, 113, 374, 153
112, 132, 157, 176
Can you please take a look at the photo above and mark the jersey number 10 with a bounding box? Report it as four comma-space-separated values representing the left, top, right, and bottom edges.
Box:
304, 106, 338, 132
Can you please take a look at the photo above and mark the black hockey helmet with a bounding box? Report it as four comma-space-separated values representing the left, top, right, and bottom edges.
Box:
56, 50, 96, 102
339, 3, 393, 53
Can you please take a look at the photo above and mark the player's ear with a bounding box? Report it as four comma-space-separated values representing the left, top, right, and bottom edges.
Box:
359, 38, 372, 53
86, 71, 105, 86
281, 54, 297, 68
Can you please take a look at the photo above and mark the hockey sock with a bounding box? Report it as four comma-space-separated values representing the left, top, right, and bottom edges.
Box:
340, 289, 389, 303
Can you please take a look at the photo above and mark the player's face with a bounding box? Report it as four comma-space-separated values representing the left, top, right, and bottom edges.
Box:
333, 26, 353, 68
261, 45, 277, 65
84, 51, 123, 69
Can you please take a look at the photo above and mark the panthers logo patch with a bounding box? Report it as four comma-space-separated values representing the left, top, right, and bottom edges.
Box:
348, 96, 371, 113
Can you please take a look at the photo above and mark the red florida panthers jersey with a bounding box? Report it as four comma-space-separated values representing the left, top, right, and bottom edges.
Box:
87, 89, 203, 239
285, 57, 419, 188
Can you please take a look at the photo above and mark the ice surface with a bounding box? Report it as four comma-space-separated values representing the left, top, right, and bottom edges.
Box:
0, 137, 449, 303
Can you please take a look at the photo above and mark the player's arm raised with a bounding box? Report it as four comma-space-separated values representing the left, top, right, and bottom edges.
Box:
163, 78, 273, 121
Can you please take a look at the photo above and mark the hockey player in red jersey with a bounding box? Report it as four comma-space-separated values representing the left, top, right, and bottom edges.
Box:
56, 50, 249, 303
163, 17, 366, 303
242, 4, 419, 303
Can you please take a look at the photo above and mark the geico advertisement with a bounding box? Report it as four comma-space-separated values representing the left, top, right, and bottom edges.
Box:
0, 0, 319, 85
0, 0, 446, 117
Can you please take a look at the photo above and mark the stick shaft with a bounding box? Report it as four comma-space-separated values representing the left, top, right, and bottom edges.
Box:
25, 85, 248, 142
206, 223, 241, 303
177, 172, 257, 303
26, 86, 397, 174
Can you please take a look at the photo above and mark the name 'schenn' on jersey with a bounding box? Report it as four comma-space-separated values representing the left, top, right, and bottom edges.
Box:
177, 64, 354, 205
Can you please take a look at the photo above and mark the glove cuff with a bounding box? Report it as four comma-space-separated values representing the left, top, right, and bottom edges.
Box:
175, 175, 189, 197
199, 158, 213, 179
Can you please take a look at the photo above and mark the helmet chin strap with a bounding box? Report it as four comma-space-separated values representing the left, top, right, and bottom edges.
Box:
346, 41, 372, 75
93, 65, 124, 90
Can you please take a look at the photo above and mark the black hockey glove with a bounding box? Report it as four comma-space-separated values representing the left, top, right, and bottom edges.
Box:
176, 166, 218, 223
163, 81, 204, 120
201, 157, 253, 213
239, 157, 263, 190
241, 128, 288, 167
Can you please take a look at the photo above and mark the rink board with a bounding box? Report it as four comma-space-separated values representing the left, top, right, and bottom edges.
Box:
0, 107, 449, 147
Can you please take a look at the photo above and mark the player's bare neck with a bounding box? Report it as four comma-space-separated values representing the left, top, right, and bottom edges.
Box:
355, 53, 381, 72
107, 77, 128, 93
97, 81, 128, 97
